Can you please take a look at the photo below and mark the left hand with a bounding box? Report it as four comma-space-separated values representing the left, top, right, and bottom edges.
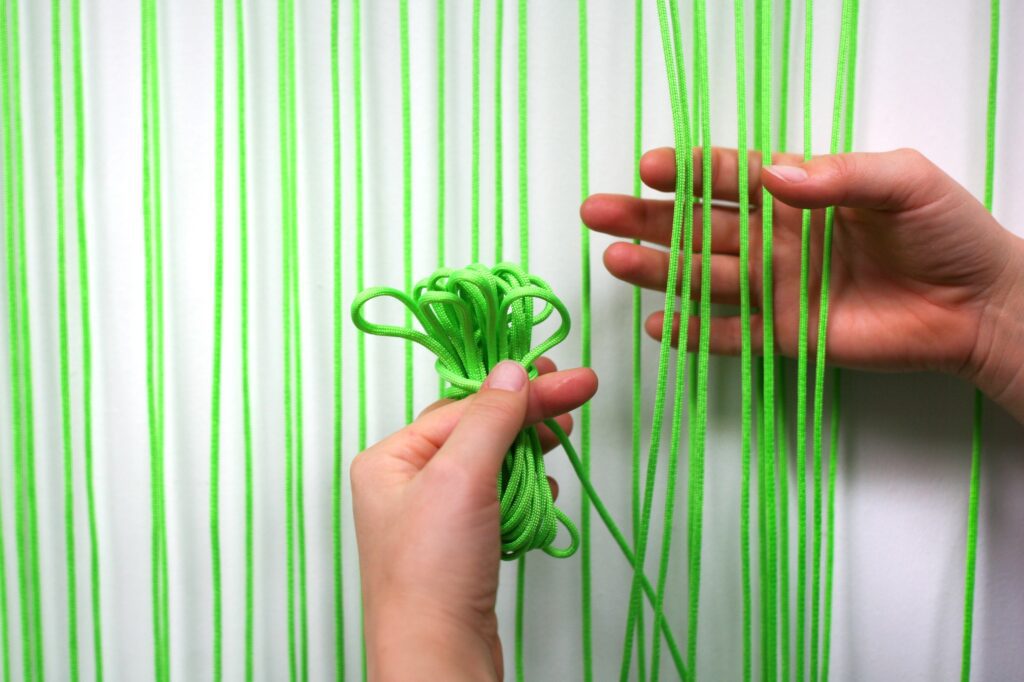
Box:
351, 358, 598, 681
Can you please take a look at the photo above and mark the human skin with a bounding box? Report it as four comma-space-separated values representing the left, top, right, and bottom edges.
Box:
353, 147, 1024, 680
352, 358, 598, 681
582, 147, 1024, 423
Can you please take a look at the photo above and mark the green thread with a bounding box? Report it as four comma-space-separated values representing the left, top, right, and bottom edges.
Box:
331, 0, 347, 678
471, 0, 481, 262
494, 0, 505, 263
438, 0, 447, 269
630, 0, 646, 679
578, 2, 593, 678
960, 2, 999, 680
400, 0, 414, 425
732, 0, 754, 677
71, 0, 105, 673
51, 0, 82, 675
353, 264, 687, 679
210, 0, 226, 678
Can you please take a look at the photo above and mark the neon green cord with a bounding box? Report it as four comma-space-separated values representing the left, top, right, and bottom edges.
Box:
210, 0, 226, 679
331, 0, 347, 677
471, 0, 481, 262
811, 1, 858, 679
494, 0, 505, 263
577, 2, 593, 678
960, 2, 999, 680
732, 0, 753, 677
630, 1, 646, 679
353, 264, 687, 679
400, 0, 414, 424
234, 0, 255, 676
438, 0, 447, 270
71, 0, 105, 674
51, 0, 82, 676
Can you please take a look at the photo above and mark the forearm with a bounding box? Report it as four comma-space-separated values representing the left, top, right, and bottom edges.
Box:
968, 237, 1024, 424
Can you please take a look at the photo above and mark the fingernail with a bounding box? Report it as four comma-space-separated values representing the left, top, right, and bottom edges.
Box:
485, 361, 527, 392
764, 164, 808, 183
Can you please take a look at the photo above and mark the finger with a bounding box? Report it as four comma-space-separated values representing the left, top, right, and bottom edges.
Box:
581, 193, 741, 253
762, 148, 955, 212
641, 146, 804, 203
533, 356, 557, 376
646, 310, 766, 355
548, 476, 559, 502
537, 413, 573, 454
384, 366, 598, 458
604, 242, 745, 305
417, 397, 453, 419
428, 361, 531, 489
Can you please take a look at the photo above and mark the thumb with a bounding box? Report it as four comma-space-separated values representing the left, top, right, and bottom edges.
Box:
427, 360, 529, 491
762, 148, 952, 212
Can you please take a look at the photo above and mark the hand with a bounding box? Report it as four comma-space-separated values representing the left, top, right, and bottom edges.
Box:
351, 358, 598, 681
582, 147, 1024, 422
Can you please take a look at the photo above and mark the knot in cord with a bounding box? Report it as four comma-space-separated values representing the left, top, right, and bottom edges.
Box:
352, 263, 579, 560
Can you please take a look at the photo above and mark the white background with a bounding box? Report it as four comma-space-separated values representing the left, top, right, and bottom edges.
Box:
0, 0, 1022, 680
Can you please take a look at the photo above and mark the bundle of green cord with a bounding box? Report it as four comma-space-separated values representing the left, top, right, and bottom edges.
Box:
352, 262, 579, 560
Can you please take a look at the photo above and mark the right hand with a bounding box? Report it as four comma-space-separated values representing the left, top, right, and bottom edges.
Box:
582, 147, 1024, 422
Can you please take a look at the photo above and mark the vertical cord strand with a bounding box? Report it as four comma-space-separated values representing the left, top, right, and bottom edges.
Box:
234, 0, 255, 677
494, 0, 504, 263
732, 0, 753, 678
330, 0, 347, 678
209, 0, 226, 678
629, 1, 647, 679
960, 1, 998, 680
809, 1, 856, 679
577, 2, 592, 679
514, 2, 528, 677
50, 0, 82, 676
70, 0, 105, 674
470, 0, 481, 262
399, 0, 413, 424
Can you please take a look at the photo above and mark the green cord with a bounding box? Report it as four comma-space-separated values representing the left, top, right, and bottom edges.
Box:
140, 0, 171, 676
71, 0, 105, 673
438, 0, 447, 269
210, 0, 226, 678
811, 1, 858, 679
634, 0, 694, 679
471, 0, 481, 262
517, 0, 528, 269
51, 0, 82, 676
353, 264, 688, 679
577, 1, 593, 678
494, 0, 505, 263
794, 0, 814, 679
732, 0, 753, 678
514, 3, 529, 677
351, 0, 368, 677
630, 1, 647, 680
331, 0, 347, 678
960, 2, 999, 680
400, 0, 414, 425
234, 0, 255, 676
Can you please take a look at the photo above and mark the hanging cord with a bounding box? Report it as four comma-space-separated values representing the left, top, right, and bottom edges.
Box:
1, 0, 43, 678
330, 0, 347, 677
809, 0, 858, 679
209, 0, 226, 678
353, 263, 688, 679
960, 2, 999, 680
494, 0, 504, 262
438, 0, 447, 270
350, 0, 369, 678
470, 0, 481, 261
792, 0, 814, 679
731, 0, 754, 679
70, 0, 106, 674
400, 0, 414, 424
628, 0, 695, 679
139, 0, 171, 677
513, 2, 529, 677
234, 0, 256, 677
50, 0, 83, 675
577, 2, 594, 679
629, 1, 647, 680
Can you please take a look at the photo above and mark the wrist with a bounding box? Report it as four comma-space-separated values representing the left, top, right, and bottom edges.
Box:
365, 595, 498, 682
966, 235, 1024, 423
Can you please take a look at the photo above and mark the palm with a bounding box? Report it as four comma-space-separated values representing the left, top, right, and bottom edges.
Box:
582, 147, 1012, 375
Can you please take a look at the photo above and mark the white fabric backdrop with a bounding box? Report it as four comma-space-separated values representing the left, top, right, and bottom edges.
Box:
0, 0, 1021, 679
